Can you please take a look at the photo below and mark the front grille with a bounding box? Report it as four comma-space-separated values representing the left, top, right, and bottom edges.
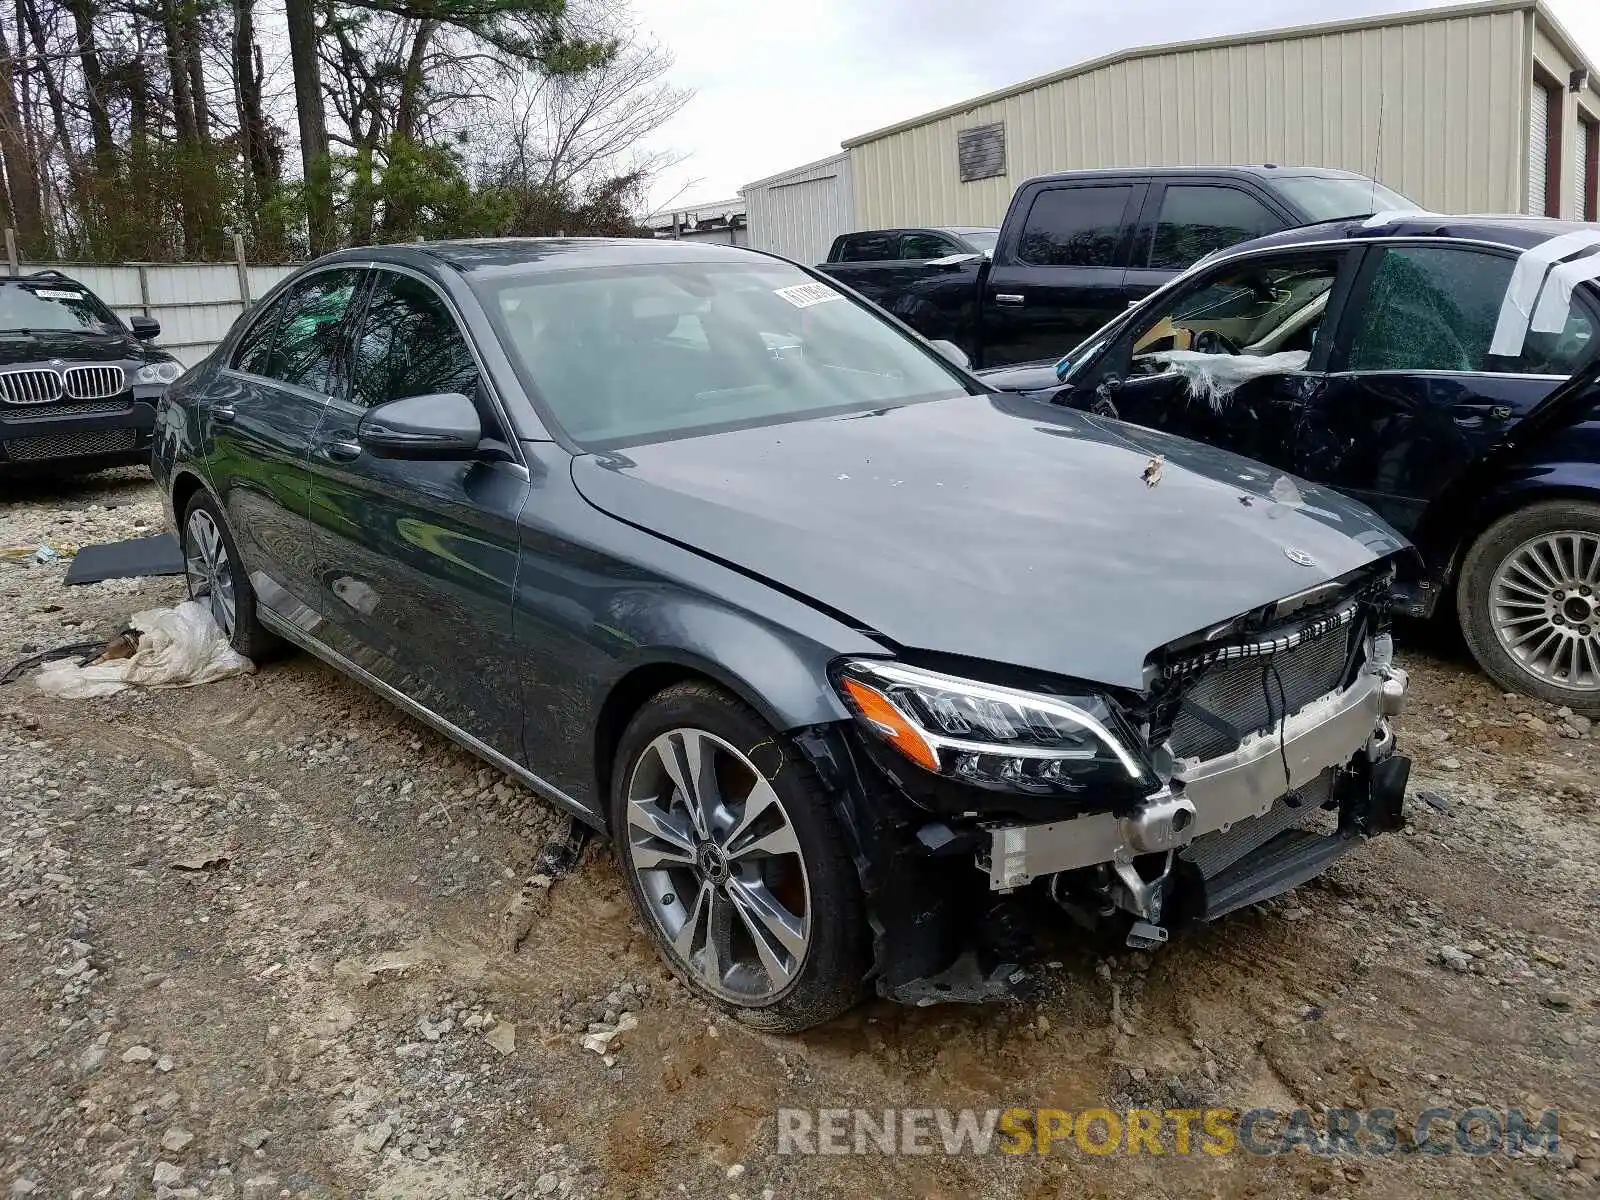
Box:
1169, 624, 1356, 762
3, 398, 132, 421
3, 427, 137, 462
64, 365, 126, 399
0, 369, 63, 405
1181, 769, 1336, 879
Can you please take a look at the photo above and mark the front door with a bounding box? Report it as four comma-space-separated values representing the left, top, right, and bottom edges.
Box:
207, 267, 364, 620
1068, 248, 1357, 472
981, 182, 1145, 369
301, 267, 530, 760
1297, 242, 1600, 535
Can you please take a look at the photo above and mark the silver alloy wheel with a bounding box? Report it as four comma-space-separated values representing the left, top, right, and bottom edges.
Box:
184, 507, 237, 639
624, 728, 811, 1003
1489, 530, 1600, 692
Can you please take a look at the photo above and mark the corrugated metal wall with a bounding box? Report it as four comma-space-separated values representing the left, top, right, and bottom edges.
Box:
849, 7, 1528, 229
20, 262, 299, 367
743, 153, 857, 264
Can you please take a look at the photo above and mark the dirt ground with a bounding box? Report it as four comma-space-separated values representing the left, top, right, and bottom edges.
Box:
2, 468, 1598, 1200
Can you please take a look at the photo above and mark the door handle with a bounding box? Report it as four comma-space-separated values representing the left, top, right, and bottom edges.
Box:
211, 403, 236, 424
994, 293, 1025, 306
316, 438, 362, 462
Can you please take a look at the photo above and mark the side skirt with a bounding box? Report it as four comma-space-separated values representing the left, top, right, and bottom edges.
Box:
257, 606, 606, 833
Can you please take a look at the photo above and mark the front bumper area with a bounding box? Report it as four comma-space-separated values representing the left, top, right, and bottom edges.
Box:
0, 393, 159, 474
981, 662, 1409, 894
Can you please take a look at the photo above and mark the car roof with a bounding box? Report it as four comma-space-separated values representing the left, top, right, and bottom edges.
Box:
1227, 212, 1600, 255
1022, 165, 1373, 186
320, 236, 774, 277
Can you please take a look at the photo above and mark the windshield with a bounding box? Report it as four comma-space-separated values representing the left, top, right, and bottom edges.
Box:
477, 260, 975, 447
0, 281, 121, 334
958, 231, 998, 254
1273, 176, 1414, 222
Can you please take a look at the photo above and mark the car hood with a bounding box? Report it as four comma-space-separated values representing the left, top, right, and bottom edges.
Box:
0, 329, 144, 367
570, 394, 1409, 690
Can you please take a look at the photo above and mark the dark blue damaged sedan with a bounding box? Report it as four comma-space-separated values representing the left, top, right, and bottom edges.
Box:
153, 237, 1412, 1031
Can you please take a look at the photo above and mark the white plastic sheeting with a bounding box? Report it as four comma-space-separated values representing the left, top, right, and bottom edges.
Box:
1147, 350, 1311, 410
33, 602, 253, 699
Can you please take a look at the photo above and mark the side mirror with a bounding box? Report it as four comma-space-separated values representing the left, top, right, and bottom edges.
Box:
929, 339, 971, 370
357, 392, 481, 460
130, 315, 161, 340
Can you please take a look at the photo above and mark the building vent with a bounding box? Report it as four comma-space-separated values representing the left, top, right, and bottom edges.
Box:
957, 122, 1006, 183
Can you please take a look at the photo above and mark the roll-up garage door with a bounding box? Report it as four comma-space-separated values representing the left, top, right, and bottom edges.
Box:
1530, 82, 1549, 216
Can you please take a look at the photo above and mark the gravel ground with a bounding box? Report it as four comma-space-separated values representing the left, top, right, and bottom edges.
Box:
2, 468, 1598, 1200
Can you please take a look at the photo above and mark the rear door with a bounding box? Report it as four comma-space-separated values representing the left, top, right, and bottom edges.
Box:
1296, 242, 1600, 534
301, 265, 530, 760
208, 267, 364, 621
876, 229, 985, 349
1123, 180, 1293, 303
818, 231, 902, 305
981, 181, 1145, 368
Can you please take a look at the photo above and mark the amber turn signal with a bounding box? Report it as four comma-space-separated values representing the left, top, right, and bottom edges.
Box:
840, 675, 940, 772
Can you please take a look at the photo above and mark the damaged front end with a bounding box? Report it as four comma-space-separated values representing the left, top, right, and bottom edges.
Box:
806, 562, 1411, 1006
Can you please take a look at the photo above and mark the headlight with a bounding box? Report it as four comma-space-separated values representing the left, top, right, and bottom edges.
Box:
834, 659, 1154, 795
137, 361, 182, 384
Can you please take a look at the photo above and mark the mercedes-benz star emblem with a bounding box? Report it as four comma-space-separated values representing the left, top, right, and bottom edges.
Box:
1283, 546, 1318, 568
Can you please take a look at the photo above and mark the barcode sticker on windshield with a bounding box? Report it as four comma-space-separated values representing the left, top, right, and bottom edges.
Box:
774, 282, 840, 309
31, 289, 83, 301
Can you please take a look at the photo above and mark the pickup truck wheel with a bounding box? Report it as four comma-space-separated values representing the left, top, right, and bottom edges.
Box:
609, 682, 867, 1032
1457, 500, 1600, 716
180, 491, 278, 660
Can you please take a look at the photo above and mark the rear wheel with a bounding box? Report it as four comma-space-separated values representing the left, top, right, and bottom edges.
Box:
609, 682, 867, 1032
180, 490, 277, 660
1457, 499, 1600, 715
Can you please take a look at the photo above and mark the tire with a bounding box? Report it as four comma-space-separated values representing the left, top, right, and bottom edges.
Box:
1456, 499, 1600, 716
179, 489, 279, 660
608, 681, 868, 1032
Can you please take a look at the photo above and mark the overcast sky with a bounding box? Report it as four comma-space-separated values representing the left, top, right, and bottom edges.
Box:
630, 0, 1600, 212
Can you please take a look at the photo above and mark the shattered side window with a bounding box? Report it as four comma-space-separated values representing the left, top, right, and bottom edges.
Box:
1346, 245, 1594, 376
1127, 258, 1340, 368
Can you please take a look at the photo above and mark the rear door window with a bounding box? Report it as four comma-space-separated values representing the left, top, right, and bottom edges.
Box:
1346, 246, 1596, 375
1149, 186, 1285, 270
232, 296, 285, 377
260, 269, 363, 394
1016, 186, 1133, 267
838, 233, 898, 262
899, 232, 960, 259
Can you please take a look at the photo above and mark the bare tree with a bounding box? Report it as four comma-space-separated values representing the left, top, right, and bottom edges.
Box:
500, 31, 689, 201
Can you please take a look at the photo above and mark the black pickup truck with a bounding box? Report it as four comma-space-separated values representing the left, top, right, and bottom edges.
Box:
817, 166, 1413, 369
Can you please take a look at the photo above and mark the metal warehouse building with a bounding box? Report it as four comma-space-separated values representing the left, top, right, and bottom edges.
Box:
744, 0, 1600, 263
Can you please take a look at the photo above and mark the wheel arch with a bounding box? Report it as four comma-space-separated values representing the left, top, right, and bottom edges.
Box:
168, 466, 215, 531
591, 647, 840, 834
1418, 468, 1600, 603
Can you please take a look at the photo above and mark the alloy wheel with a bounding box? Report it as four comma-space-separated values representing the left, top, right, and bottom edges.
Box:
1489, 530, 1600, 693
624, 728, 811, 1003
184, 507, 237, 639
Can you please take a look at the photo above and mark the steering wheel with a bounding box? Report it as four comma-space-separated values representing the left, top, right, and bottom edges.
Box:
1191, 330, 1242, 355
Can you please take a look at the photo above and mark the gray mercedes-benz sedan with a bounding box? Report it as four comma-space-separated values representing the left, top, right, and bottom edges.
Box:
152, 237, 1412, 1032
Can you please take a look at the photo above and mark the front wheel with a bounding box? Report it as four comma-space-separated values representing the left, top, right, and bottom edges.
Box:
1457, 500, 1600, 715
609, 682, 868, 1032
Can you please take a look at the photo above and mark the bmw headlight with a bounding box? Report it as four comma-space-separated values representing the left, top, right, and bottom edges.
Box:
834, 660, 1155, 795
137, 360, 182, 384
